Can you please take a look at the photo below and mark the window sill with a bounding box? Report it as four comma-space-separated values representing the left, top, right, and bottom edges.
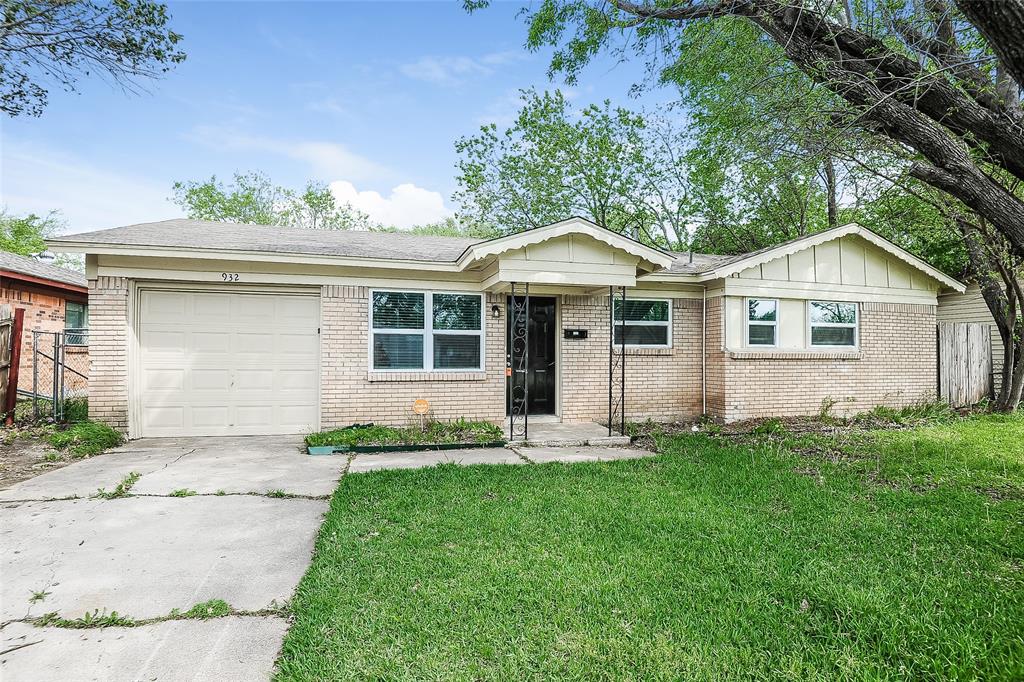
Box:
367, 371, 489, 382
612, 347, 674, 356
726, 349, 861, 360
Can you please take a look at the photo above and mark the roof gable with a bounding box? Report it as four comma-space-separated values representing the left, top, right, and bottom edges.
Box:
458, 217, 674, 273
702, 223, 965, 292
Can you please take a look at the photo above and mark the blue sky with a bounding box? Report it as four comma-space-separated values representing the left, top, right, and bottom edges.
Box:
1, 1, 673, 233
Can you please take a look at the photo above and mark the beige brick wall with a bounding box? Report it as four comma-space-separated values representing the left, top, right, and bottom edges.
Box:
320, 286, 506, 428
714, 301, 937, 421
88, 277, 129, 431
560, 295, 704, 423
83, 280, 938, 435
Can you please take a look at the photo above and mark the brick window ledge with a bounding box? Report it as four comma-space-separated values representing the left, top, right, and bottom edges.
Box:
367, 371, 489, 382
726, 349, 862, 361
612, 347, 674, 357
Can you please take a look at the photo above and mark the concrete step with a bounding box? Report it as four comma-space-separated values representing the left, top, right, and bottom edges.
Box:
511, 435, 631, 448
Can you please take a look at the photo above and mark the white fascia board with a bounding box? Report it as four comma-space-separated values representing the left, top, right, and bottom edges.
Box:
695, 223, 966, 292
456, 217, 674, 271
44, 241, 463, 272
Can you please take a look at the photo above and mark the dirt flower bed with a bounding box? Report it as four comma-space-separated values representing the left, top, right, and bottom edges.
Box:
306, 419, 505, 449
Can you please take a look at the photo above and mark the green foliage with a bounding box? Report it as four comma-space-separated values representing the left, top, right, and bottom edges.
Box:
1, 0, 185, 118
454, 89, 695, 248
93, 471, 140, 499
371, 215, 500, 239
278, 413, 1024, 679
49, 421, 124, 458
306, 420, 505, 448
169, 488, 197, 497
172, 171, 375, 230
0, 210, 62, 256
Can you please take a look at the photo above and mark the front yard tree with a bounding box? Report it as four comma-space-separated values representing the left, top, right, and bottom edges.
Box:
454, 88, 697, 248
474, 0, 1024, 258
172, 172, 374, 230
0, 0, 185, 117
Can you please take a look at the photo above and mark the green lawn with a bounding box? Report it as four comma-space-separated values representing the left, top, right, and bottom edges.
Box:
276, 414, 1024, 680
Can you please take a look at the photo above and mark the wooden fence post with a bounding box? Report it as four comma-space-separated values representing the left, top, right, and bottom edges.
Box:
4, 308, 25, 425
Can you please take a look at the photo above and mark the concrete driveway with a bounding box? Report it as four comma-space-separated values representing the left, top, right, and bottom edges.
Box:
0, 436, 347, 682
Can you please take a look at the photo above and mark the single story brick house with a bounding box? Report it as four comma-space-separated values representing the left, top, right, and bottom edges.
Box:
0, 251, 89, 392
48, 217, 965, 439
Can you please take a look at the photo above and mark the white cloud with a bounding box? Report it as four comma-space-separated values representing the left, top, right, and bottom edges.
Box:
400, 50, 529, 86
0, 139, 180, 235
329, 180, 452, 229
186, 125, 389, 183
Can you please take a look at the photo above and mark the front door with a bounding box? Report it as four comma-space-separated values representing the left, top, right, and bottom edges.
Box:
506, 296, 557, 415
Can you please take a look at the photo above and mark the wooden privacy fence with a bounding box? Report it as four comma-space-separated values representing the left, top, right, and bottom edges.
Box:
938, 322, 993, 407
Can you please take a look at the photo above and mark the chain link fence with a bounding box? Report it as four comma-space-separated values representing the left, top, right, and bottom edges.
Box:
24, 329, 89, 422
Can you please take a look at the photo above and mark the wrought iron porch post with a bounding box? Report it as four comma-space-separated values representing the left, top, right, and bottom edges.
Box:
608, 286, 627, 437
508, 282, 530, 441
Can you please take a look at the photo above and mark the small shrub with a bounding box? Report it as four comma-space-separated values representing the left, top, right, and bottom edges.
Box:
49, 421, 123, 457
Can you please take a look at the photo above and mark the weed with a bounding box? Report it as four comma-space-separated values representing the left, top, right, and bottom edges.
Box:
266, 489, 291, 498
818, 396, 839, 423
182, 599, 233, 619
94, 471, 140, 500
34, 609, 135, 628
43, 452, 62, 462
169, 488, 197, 497
29, 589, 50, 603
49, 421, 123, 458
215, 489, 226, 496
752, 418, 787, 436
306, 420, 504, 448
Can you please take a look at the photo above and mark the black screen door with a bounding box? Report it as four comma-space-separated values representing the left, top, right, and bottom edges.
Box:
507, 296, 557, 415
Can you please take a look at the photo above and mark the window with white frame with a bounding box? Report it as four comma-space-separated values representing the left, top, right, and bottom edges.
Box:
809, 301, 858, 347
371, 291, 483, 371
612, 298, 671, 347
746, 298, 777, 346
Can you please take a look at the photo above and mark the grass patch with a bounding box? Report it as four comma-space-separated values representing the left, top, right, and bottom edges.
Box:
49, 420, 123, 457
93, 472, 140, 500
277, 414, 1024, 680
306, 419, 504, 448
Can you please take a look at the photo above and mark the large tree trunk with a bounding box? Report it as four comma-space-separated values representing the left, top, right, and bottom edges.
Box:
956, 0, 1024, 90
822, 156, 838, 228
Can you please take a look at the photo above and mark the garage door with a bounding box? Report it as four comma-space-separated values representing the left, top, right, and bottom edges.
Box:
136, 289, 319, 437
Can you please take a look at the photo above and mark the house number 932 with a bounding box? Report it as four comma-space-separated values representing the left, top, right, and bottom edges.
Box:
221, 273, 240, 282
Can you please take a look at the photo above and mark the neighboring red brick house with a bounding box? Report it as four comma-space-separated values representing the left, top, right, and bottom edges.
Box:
0, 251, 88, 395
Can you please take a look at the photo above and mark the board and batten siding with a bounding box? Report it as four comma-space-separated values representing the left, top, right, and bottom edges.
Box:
937, 283, 1003, 391
722, 235, 940, 351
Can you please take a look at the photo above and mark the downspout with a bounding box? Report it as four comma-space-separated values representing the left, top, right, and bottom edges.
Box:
701, 284, 707, 416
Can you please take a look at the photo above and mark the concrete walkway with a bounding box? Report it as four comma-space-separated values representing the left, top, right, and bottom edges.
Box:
0, 436, 653, 681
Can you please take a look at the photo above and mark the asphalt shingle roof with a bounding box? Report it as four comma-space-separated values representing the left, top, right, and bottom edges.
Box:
50, 219, 480, 263
0, 250, 87, 288
49, 218, 735, 275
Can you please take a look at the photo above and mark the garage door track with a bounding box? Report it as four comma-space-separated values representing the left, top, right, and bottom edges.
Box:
0, 436, 347, 681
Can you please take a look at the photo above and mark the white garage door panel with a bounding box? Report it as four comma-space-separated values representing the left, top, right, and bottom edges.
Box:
137, 289, 319, 437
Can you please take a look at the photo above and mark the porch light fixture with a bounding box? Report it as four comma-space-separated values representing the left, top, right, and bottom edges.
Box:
491, 304, 502, 319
